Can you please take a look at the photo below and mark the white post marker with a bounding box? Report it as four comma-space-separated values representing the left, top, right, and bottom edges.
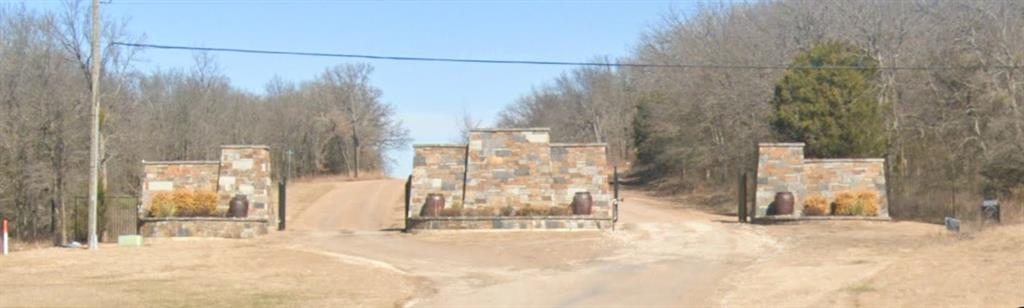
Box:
2, 218, 8, 256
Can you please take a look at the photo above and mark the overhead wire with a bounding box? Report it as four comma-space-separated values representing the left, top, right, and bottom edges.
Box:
112, 42, 1023, 71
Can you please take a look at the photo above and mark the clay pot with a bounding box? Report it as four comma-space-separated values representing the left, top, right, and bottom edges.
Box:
227, 194, 249, 218
420, 194, 445, 217
773, 192, 794, 215
571, 192, 593, 215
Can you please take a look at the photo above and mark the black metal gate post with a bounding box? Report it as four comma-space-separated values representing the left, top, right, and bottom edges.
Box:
278, 180, 286, 231
404, 175, 412, 232
613, 167, 620, 224
738, 171, 748, 223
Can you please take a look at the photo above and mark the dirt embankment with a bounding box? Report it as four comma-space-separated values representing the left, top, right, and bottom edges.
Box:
1, 177, 1020, 307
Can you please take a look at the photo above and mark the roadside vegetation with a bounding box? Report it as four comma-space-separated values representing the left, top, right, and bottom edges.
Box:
0, 2, 409, 242
497, 1, 1024, 223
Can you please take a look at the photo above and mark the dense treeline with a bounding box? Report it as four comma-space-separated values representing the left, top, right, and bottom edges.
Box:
0, 3, 408, 241
499, 0, 1024, 221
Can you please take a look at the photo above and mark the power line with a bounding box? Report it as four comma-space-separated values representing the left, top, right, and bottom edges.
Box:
112, 42, 1023, 71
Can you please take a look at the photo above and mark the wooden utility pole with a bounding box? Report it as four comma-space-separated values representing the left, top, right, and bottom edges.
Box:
87, 0, 101, 250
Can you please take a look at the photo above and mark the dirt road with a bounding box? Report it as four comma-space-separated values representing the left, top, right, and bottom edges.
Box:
1, 177, 1020, 307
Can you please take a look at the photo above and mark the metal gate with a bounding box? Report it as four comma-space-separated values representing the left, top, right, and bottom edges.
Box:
71, 195, 138, 242
103, 196, 138, 241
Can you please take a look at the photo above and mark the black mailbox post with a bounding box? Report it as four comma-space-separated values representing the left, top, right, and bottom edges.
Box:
981, 199, 1000, 224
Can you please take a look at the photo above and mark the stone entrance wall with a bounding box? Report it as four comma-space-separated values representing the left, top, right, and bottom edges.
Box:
755, 142, 888, 218
804, 159, 888, 217
408, 128, 614, 229
139, 145, 274, 237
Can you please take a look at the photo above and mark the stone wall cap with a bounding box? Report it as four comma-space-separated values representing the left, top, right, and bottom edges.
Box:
804, 158, 885, 163
470, 127, 551, 132
140, 217, 269, 223
408, 216, 613, 221
142, 160, 220, 165
758, 142, 806, 147
220, 145, 270, 149
413, 144, 467, 148
550, 143, 608, 147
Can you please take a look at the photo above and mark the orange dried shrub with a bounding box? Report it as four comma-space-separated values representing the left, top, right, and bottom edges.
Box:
834, 191, 879, 216
465, 206, 500, 217
832, 191, 858, 215
515, 206, 546, 217
546, 206, 572, 216
170, 190, 197, 216
183, 191, 219, 217
149, 192, 177, 217
803, 195, 829, 215
439, 208, 462, 217
148, 190, 219, 217
855, 191, 879, 216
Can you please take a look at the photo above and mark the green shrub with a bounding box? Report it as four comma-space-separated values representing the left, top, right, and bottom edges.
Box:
771, 40, 885, 158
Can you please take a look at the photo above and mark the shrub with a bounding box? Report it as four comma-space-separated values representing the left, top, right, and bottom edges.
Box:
833, 191, 879, 216
147, 190, 220, 217
451, 200, 464, 212
770, 40, 885, 158
182, 190, 219, 217
855, 191, 879, 216
546, 206, 572, 216
500, 206, 516, 217
465, 206, 500, 217
515, 206, 544, 217
439, 208, 462, 217
149, 192, 178, 217
832, 192, 857, 215
803, 195, 829, 215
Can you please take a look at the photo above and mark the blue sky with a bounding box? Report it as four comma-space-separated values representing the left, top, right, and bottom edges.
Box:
17, 0, 699, 177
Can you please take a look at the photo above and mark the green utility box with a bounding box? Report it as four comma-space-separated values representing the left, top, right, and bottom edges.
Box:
118, 235, 144, 247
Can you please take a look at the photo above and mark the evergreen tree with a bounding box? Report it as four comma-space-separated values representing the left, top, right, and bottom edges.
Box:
771, 41, 885, 158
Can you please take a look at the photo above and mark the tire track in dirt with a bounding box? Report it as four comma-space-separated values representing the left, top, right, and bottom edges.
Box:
281, 178, 778, 307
